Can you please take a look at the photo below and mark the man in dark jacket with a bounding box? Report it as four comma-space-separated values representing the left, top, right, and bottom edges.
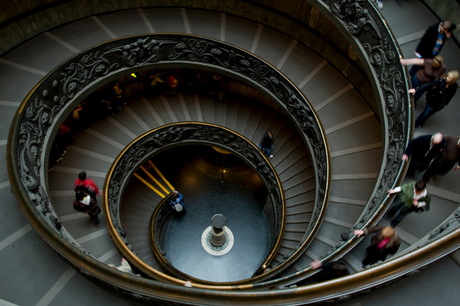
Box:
415, 21, 454, 59
410, 21, 454, 75
423, 137, 460, 181
402, 133, 445, 176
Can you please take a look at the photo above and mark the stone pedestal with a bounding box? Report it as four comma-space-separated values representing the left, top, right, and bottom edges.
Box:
210, 214, 226, 247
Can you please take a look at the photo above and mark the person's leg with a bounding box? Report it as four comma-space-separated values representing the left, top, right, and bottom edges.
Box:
387, 196, 404, 217
414, 103, 435, 128
363, 245, 380, 266
422, 158, 438, 182
391, 206, 413, 227
407, 154, 422, 176
265, 144, 274, 157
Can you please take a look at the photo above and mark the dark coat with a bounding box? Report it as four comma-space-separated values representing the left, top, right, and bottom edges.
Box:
416, 78, 457, 111
261, 132, 273, 149
364, 226, 401, 255
416, 23, 447, 59
434, 137, 460, 174
404, 134, 445, 170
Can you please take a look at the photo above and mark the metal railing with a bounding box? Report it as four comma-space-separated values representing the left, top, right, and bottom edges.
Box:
105, 122, 286, 284
7, 32, 330, 291
7, 0, 458, 304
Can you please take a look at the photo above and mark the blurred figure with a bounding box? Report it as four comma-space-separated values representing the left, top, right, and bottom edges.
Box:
400, 56, 445, 103
109, 258, 136, 274
386, 180, 431, 227
296, 260, 349, 286
409, 21, 455, 75
74, 171, 100, 201
208, 74, 226, 103
169, 190, 185, 215
410, 70, 458, 128
423, 136, 460, 181
354, 226, 400, 267
309, 260, 349, 282
166, 73, 179, 95
111, 80, 125, 111
402, 133, 445, 176
259, 130, 274, 158
73, 190, 101, 227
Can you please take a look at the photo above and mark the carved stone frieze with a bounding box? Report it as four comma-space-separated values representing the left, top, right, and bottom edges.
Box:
12, 35, 328, 267
326, 0, 409, 249
408, 207, 460, 249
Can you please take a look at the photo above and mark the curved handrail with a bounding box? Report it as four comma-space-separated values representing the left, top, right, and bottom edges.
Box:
7, 32, 330, 286
105, 122, 285, 284
149, 192, 176, 274
9, 0, 459, 303
236, 0, 414, 289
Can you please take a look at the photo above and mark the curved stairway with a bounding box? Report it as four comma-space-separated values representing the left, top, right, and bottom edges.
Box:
40, 7, 382, 276
116, 92, 316, 275
1, 2, 460, 305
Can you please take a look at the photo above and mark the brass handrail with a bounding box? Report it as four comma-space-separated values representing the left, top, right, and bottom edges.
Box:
104, 122, 286, 285
7, 32, 330, 285
9, 0, 456, 303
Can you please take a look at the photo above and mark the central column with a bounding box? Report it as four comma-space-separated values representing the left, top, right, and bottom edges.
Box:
210, 214, 226, 247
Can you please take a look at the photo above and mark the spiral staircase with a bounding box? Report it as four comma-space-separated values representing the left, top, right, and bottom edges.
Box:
1, 1, 460, 305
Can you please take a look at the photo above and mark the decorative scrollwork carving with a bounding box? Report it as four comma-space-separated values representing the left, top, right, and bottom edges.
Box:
417, 207, 460, 247
12, 35, 328, 265
327, 0, 409, 253
108, 124, 284, 260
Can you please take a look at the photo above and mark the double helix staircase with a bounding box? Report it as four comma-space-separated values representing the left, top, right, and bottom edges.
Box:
1, 1, 460, 305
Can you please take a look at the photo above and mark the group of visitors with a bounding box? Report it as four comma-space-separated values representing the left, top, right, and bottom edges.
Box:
401, 21, 458, 128
352, 20, 458, 269
58, 19, 457, 283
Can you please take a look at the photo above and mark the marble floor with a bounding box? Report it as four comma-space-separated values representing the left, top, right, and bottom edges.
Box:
157, 146, 271, 282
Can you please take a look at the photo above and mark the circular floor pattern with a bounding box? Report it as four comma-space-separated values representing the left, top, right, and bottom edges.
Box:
201, 226, 234, 256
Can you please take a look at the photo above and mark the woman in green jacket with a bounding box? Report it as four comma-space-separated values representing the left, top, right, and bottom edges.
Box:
386, 180, 431, 227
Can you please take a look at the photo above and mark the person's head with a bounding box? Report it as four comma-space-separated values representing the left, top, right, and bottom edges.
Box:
75, 189, 85, 201
78, 171, 87, 180
431, 133, 443, 146
381, 226, 395, 238
415, 180, 427, 192
446, 70, 459, 85
432, 55, 443, 68
110, 80, 119, 88
172, 190, 179, 199
440, 21, 452, 34
267, 130, 273, 138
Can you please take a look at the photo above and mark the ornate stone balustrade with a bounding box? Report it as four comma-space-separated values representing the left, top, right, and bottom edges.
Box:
106, 123, 285, 281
